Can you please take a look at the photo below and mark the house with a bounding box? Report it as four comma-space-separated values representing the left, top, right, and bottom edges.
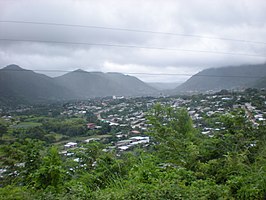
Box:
116, 139, 132, 146
84, 138, 100, 143
64, 142, 77, 149
129, 136, 150, 144
118, 146, 130, 151
131, 130, 140, 134
87, 123, 96, 129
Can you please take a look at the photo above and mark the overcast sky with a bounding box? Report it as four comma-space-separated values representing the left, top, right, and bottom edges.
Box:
0, 0, 266, 82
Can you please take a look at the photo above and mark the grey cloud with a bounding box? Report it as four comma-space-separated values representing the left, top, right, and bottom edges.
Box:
0, 0, 265, 82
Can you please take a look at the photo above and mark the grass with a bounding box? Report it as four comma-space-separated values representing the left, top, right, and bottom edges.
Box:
12, 122, 42, 129
45, 133, 64, 141
24, 116, 50, 122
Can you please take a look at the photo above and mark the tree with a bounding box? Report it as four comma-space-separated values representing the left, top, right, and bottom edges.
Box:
68, 141, 105, 173
0, 138, 44, 186
99, 121, 111, 134
33, 146, 65, 191
21, 139, 44, 184
0, 123, 8, 140
0, 142, 24, 185
146, 104, 199, 168
85, 111, 97, 123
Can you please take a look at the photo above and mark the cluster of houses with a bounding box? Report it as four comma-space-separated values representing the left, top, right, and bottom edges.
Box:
3, 90, 266, 181
172, 92, 266, 135
55, 90, 266, 158
116, 136, 150, 151
61, 134, 150, 162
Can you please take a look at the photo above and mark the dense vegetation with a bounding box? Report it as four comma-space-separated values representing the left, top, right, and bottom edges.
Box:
176, 63, 266, 93
0, 103, 266, 199
0, 65, 157, 105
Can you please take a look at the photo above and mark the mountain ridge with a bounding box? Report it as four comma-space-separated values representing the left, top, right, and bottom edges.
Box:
175, 63, 266, 93
55, 69, 157, 98
0, 65, 72, 105
0, 65, 158, 105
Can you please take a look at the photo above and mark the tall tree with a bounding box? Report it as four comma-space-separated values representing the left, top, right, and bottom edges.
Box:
146, 104, 199, 167
33, 146, 65, 191
0, 123, 8, 140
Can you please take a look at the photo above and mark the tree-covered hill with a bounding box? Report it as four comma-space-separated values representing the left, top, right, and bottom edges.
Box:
0, 65, 158, 105
55, 70, 157, 98
0, 65, 72, 105
175, 63, 266, 93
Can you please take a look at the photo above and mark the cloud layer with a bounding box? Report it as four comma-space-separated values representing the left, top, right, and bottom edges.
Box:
0, 0, 265, 82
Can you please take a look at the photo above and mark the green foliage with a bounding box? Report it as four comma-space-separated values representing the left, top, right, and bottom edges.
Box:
21, 139, 44, 182
66, 141, 105, 174
42, 118, 87, 137
12, 122, 42, 129
85, 111, 97, 123
98, 121, 111, 134
89, 152, 128, 189
147, 104, 199, 167
32, 146, 66, 191
0, 142, 25, 185
0, 122, 8, 139
0, 186, 34, 200
0, 138, 44, 186
2, 103, 266, 199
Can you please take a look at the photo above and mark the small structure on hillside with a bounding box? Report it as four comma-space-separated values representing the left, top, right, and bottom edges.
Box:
84, 138, 100, 143
131, 130, 140, 134
87, 123, 96, 129
64, 142, 77, 149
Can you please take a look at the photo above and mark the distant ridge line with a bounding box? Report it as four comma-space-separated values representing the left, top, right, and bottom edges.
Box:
1, 67, 266, 79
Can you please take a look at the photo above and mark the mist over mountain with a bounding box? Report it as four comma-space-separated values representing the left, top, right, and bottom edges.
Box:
148, 82, 182, 90
175, 63, 266, 93
0, 65, 157, 105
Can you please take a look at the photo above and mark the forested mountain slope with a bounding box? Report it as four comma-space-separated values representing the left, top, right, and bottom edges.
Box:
175, 63, 266, 93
